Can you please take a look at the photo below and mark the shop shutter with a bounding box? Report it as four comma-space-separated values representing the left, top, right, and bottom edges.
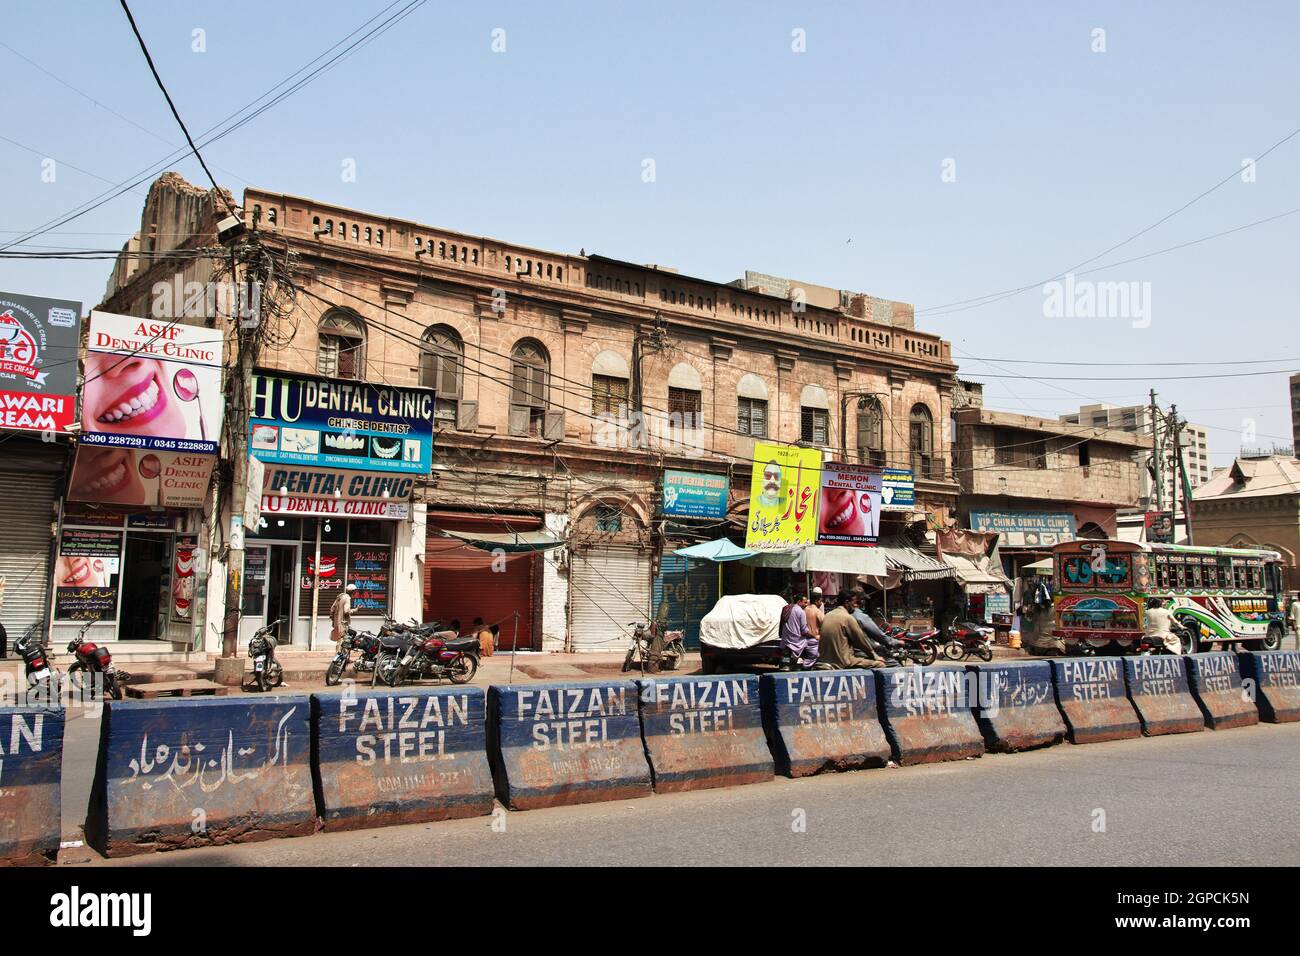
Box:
422, 514, 539, 651
570, 545, 651, 652
0, 470, 58, 643
652, 553, 718, 650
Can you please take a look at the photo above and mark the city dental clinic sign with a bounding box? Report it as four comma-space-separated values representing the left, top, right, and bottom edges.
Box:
250, 370, 435, 474
261, 466, 413, 520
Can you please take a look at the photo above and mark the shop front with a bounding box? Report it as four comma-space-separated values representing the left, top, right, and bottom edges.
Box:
1, 439, 69, 645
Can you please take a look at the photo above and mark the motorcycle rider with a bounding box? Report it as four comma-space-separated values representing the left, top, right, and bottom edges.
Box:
1143, 597, 1182, 654
819, 593, 884, 669
850, 588, 901, 657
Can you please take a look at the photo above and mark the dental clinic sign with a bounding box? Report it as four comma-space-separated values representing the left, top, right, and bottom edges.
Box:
0, 289, 81, 434
250, 370, 435, 474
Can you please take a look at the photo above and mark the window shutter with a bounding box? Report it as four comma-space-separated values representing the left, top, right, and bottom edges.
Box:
456, 400, 478, 432
511, 363, 529, 406
438, 351, 461, 398
508, 405, 529, 436
737, 399, 750, 435
543, 409, 565, 441
753, 401, 766, 438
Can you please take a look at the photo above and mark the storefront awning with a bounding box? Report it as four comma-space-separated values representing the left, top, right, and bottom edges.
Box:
873, 538, 956, 581
941, 553, 1012, 594
436, 528, 565, 554
746, 545, 887, 576
672, 538, 755, 562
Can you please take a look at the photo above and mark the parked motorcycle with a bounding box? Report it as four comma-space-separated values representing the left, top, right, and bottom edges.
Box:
942, 621, 994, 662
325, 626, 385, 686
882, 624, 941, 666
371, 619, 440, 687
13, 619, 57, 696
382, 622, 479, 686
247, 618, 286, 692
66, 620, 129, 700
621, 621, 686, 673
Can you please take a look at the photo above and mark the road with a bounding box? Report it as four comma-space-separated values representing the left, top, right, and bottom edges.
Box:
69, 721, 1300, 867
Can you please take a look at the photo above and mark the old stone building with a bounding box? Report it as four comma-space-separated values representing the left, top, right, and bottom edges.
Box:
97, 173, 961, 652
1192, 454, 1300, 591
953, 407, 1149, 576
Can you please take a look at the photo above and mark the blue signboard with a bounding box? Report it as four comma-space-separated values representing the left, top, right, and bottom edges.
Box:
663, 469, 728, 519
249, 370, 435, 474
881, 468, 915, 512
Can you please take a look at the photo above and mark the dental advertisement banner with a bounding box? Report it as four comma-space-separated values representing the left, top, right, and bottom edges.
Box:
80, 311, 223, 454
0, 289, 81, 434
260, 465, 413, 520
744, 442, 822, 552
816, 462, 881, 546
67, 447, 216, 507
880, 467, 915, 512
249, 370, 435, 474
662, 469, 729, 519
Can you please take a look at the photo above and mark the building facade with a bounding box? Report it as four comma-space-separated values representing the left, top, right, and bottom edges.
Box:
1291, 373, 1300, 451
954, 407, 1149, 576
1060, 402, 1210, 510
93, 174, 962, 652
1191, 454, 1300, 592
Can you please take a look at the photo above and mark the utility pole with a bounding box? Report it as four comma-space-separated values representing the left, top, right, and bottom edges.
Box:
1169, 404, 1182, 544
1148, 388, 1163, 512
1170, 405, 1194, 545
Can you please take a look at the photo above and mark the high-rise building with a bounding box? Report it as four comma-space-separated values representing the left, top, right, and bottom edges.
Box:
1059, 403, 1210, 510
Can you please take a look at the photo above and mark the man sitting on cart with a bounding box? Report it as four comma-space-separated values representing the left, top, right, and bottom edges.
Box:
780, 593, 819, 669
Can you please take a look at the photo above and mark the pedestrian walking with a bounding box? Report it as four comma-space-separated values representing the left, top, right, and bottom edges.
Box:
330, 583, 357, 649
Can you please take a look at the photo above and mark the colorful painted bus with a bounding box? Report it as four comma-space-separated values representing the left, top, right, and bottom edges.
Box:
1051, 539, 1287, 655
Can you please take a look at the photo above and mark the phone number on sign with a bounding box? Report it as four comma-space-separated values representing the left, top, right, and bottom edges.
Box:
80, 433, 217, 454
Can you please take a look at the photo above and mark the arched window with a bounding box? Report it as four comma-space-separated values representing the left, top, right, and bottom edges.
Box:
509, 340, 549, 436
421, 325, 463, 424
317, 311, 366, 380
591, 350, 630, 418
737, 373, 769, 439
910, 403, 934, 477
856, 396, 885, 466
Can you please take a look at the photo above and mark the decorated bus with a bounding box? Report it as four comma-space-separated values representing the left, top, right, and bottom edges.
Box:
1051, 539, 1287, 655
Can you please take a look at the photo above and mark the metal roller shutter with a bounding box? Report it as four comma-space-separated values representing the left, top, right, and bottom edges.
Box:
0, 470, 58, 645
422, 515, 538, 651
570, 545, 652, 652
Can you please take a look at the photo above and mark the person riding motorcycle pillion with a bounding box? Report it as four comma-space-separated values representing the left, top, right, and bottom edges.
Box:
818, 593, 885, 670
1143, 597, 1182, 654
850, 588, 900, 657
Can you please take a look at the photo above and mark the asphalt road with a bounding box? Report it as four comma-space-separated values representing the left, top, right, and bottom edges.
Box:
73, 721, 1300, 867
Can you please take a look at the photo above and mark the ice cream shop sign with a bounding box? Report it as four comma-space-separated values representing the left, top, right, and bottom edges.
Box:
260, 466, 412, 520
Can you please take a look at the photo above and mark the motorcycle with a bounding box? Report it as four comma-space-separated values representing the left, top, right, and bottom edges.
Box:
621, 621, 686, 673
382, 622, 479, 686
883, 624, 941, 666
66, 620, 129, 700
1135, 619, 1194, 656
325, 626, 385, 686
942, 621, 995, 662
247, 618, 286, 692
371, 619, 441, 687
14, 620, 58, 696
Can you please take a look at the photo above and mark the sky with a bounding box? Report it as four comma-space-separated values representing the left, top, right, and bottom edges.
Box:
2, 0, 1297, 467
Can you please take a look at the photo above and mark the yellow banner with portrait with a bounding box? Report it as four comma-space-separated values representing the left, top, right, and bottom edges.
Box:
744, 442, 822, 551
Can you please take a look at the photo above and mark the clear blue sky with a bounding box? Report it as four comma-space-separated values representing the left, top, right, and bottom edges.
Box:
3, 0, 1297, 466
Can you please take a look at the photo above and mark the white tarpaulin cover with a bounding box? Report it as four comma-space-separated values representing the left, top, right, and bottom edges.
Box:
698, 593, 787, 650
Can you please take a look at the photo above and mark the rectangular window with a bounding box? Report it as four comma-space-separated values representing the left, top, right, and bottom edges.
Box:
592, 375, 629, 417
1078, 441, 1091, 467
801, 407, 828, 445
668, 387, 702, 430
737, 397, 768, 438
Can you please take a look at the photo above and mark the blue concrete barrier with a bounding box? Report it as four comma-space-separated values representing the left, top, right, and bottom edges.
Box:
1185, 652, 1258, 730
312, 687, 493, 831
760, 670, 890, 777
964, 661, 1065, 753
85, 696, 317, 857
1238, 650, 1300, 722
637, 675, 774, 792
876, 666, 984, 765
1122, 656, 1204, 736
487, 681, 651, 810
0, 705, 63, 866
1049, 657, 1141, 744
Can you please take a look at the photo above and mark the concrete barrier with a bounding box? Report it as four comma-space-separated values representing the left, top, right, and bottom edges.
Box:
1185, 652, 1258, 730
1049, 657, 1141, 744
964, 661, 1065, 753
0, 706, 63, 866
759, 670, 890, 777
1238, 650, 1300, 723
1122, 656, 1204, 737
487, 681, 651, 810
312, 687, 493, 831
875, 666, 984, 765
85, 696, 317, 857
637, 675, 774, 792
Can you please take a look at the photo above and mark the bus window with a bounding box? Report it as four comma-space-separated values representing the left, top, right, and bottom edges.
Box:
1155, 556, 1170, 590
1232, 561, 1249, 590
1173, 557, 1187, 590
1190, 561, 1203, 589
1217, 557, 1233, 590
1249, 563, 1263, 591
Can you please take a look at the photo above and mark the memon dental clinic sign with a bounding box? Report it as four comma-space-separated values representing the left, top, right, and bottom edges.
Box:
0, 290, 81, 433
69, 313, 225, 509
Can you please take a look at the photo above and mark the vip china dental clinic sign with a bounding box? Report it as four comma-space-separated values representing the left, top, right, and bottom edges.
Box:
744, 442, 822, 552
816, 462, 882, 546
0, 289, 81, 433
249, 370, 435, 475
69, 313, 225, 508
